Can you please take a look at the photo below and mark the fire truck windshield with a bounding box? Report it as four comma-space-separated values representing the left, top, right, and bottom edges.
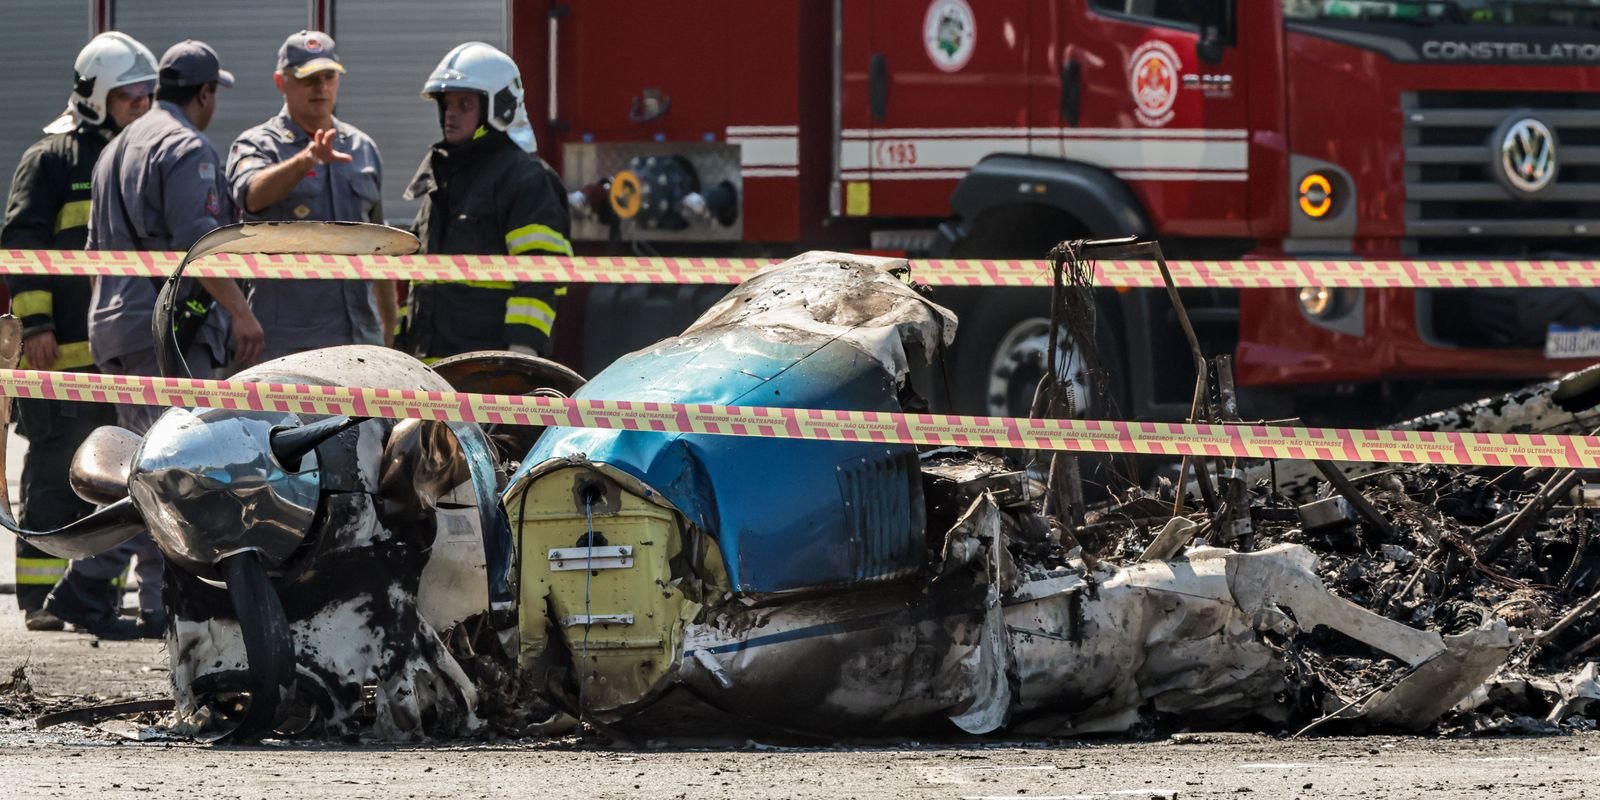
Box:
1284, 0, 1600, 26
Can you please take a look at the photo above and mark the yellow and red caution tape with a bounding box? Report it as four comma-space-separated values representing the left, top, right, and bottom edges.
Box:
1, 368, 1593, 469
3, 249, 1599, 288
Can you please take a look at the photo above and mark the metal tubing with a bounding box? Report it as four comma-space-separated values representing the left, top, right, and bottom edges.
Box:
1314, 460, 1398, 540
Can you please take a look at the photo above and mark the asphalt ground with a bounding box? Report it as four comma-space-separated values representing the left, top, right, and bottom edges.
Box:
4, 430, 1600, 799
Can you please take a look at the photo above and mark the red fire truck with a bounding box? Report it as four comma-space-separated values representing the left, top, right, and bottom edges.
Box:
6, 2, 1590, 421
524, 0, 1600, 422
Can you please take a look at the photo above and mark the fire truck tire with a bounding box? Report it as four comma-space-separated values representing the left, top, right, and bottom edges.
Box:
937, 203, 1130, 421
946, 288, 1129, 422
950, 156, 1149, 239
945, 290, 1139, 495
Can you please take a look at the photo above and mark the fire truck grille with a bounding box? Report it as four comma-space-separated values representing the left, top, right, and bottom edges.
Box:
1402, 90, 1600, 256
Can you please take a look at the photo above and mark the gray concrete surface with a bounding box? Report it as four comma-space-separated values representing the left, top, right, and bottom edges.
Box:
0, 559, 1596, 800
4, 429, 1600, 800
1, 426, 167, 698
0, 714, 1595, 800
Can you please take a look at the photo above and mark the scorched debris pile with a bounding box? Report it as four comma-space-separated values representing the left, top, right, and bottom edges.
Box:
4, 226, 1600, 742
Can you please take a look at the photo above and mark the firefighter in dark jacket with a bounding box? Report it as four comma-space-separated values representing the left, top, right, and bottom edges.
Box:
399, 41, 573, 361
0, 32, 158, 632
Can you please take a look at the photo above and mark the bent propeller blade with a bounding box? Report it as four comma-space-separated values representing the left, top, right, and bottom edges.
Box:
155, 221, 422, 377
0, 316, 145, 558
181, 220, 421, 262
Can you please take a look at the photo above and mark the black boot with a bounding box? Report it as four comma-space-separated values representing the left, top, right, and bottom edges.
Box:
23, 609, 64, 632
43, 575, 141, 641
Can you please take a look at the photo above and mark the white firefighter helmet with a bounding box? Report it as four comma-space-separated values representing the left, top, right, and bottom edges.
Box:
421, 41, 536, 153
44, 31, 159, 134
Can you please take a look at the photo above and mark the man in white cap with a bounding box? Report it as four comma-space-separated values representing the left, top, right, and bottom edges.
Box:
226, 30, 395, 362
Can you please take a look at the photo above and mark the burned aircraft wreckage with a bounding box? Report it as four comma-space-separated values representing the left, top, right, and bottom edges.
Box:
3, 222, 1600, 741
0, 224, 567, 740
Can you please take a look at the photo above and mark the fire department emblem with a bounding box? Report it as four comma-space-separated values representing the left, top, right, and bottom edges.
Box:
1498, 117, 1557, 195
1130, 40, 1181, 127
923, 0, 976, 73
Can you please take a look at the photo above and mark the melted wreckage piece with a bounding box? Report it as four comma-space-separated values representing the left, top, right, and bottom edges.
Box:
0, 223, 527, 741
0, 240, 1519, 739
509, 251, 1511, 737
515, 463, 1511, 735
1267, 365, 1600, 500
155, 346, 502, 739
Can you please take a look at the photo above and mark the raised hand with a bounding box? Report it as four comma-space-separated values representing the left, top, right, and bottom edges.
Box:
305, 128, 355, 167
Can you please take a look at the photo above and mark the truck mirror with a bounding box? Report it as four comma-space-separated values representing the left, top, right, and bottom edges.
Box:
1192, 0, 1236, 65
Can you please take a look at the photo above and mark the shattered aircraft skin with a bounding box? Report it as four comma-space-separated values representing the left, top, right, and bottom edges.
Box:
1268, 365, 1600, 500
509, 252, 960, 732
508, 251, 1511, 737
6, 348, 515, 740
148, 346, 511, 740
0, 223, 523, 741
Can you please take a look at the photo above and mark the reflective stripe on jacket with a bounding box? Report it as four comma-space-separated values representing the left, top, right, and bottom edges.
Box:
401, 130, 572, 359
0, 124, 112, 370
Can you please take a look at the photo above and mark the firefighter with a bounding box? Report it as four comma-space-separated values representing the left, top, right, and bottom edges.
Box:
226, 30, 397, 362
61, 40, 260, 640
398, 42, 572, 362
0, 32, 158, 633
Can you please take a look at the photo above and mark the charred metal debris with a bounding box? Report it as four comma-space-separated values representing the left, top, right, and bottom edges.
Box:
503, 242, 1582, 741
9, 227, 1600, 742
1057, 238, 1600, 737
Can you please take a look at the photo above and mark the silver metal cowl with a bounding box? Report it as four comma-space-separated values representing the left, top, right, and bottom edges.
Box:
128, 408, 320, 580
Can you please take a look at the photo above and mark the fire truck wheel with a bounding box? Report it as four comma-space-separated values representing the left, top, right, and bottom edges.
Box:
945, 290, 1138, 496
947, 289, 1128, 421
989, 316, 1083, 418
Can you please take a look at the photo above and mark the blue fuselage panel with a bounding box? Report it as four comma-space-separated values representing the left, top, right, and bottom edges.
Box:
520, 331, 926, 593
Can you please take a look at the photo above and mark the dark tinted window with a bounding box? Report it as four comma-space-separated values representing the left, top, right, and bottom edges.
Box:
1089, 0, 1199, 25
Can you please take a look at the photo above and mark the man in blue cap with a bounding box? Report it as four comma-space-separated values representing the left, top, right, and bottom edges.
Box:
226, 30, 395, 361
88, 38, 263, 394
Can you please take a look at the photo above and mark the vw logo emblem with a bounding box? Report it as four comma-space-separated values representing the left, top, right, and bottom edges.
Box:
1498, 117, 1557, 195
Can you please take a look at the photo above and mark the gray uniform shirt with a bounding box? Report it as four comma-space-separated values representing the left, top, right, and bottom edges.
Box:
227, 109, 384, 361
87, 101, 232, 367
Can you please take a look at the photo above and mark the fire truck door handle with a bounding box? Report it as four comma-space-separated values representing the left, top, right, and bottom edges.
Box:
1061, 60, 1082, 127
548, 4, 569, 129
870, 53, 889, 121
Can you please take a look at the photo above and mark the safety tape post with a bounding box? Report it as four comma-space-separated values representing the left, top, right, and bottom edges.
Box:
4, 250, 1600, 288
3, 368, 1598, 469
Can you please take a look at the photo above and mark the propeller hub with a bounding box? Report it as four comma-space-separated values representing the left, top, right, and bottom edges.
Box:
127, 408, 321, 581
